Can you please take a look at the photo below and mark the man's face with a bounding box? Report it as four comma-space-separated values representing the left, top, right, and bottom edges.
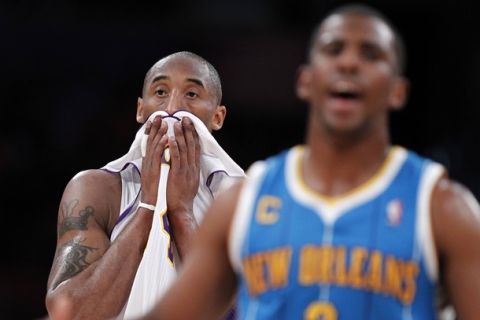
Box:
137, 55, 225, 132
297, 13, 406, 135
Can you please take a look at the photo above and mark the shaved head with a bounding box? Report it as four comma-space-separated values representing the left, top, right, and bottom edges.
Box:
142, 51, 223, 105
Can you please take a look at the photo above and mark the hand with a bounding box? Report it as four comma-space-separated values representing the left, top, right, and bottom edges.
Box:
141, 116, 168, 205
166, 117, 201, 216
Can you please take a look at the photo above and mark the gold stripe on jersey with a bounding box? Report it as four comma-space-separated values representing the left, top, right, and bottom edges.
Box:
295, 146, 400, 205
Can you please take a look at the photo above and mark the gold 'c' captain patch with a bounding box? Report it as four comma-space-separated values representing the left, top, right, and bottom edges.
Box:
256, 195, 282, 224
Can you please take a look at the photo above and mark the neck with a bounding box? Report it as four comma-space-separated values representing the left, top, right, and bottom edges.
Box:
303, 116, 391, 197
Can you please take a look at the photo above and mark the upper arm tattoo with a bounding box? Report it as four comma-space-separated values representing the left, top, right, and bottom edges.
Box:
58, 199, 94, 237
52, 237, 98, 290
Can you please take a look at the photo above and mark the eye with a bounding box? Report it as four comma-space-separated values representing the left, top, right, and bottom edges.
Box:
186, 91, 198, 98
361, 43, 383, 61
321, 41, 343, 57
155, 89, 168, 97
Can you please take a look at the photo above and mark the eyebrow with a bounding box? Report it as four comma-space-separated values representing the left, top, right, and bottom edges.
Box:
150, 75, 168, 85
318, 34, 388, 51
150, 75, 205, 88
186, 78, 205, 88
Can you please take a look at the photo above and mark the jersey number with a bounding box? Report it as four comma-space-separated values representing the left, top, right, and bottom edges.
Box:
304, 302, 337, 320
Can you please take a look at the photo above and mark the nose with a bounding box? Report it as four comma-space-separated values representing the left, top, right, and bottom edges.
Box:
165, 90, 183, 115
336, 47, 360, 74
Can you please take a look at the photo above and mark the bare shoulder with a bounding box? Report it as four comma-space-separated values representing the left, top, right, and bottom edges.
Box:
431, 176, 480, 255
430, 177, 480, 318
69, 169, 121, 192
62, 169, 122, 234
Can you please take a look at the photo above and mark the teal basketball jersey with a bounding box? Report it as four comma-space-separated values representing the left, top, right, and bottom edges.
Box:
229, 146, 444, 320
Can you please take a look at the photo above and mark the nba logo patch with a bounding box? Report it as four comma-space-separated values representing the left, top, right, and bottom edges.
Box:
386, 199, 403, 226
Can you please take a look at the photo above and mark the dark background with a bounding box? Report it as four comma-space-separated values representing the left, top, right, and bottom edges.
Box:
1, 0, 478, 318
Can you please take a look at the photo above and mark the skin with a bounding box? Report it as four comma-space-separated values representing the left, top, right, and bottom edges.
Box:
45, 54, 227, 319
142, 13, 480, 320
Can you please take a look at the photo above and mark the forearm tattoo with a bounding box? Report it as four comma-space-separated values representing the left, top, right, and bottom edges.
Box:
58, 199, 94, 237
52, 237, 97, 290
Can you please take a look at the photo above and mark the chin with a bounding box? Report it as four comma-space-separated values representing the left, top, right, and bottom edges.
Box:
326, 116, 362, 132
324, 117, 372, 139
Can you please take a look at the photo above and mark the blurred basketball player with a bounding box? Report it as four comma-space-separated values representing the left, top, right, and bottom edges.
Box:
142, 5, 480, 320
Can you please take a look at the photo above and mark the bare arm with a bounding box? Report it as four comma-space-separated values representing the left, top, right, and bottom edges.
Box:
432, 177, 480, 319
46, 170, 154, 320
46, 117, 168, 320
143, 182, 242, 320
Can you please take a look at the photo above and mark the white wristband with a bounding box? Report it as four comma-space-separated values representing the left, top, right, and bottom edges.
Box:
138, 202, 156, 212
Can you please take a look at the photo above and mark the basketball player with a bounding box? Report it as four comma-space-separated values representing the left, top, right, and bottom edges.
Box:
142, 5, 480, 320
45, 52, 243, 319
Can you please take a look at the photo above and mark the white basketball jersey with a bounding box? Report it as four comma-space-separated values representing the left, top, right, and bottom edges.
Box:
110, 159, 240, 319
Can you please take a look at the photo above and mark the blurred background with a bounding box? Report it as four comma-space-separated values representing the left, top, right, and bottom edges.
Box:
1, 0, 478, 318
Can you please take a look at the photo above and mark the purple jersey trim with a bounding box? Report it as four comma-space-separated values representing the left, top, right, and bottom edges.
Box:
113, 189, 141, 230
101, 160, 140, 174
205, 169, 228, 197
162, 113, 181, 121
101, 161, 142, 230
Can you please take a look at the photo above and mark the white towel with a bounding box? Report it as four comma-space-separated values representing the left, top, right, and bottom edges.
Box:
104, 110, 244, 221
104, 110, 244, 177
104, 111, 244, 319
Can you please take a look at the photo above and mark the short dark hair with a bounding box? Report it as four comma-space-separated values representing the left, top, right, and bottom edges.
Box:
142, 51, 223, 104
308, 4, 406, 75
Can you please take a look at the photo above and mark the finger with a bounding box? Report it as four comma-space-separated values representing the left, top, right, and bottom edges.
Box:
191, 119, 201, 167
168, 135, 180, 172
160, 119, 168, 136
173, 121, 187, 170
183, 118, 200, 167
182, 117, 197, 165
146, 116, 162, 158
151, 121, 168, 168
150, 118, 165, 153
144, 120, 152, 135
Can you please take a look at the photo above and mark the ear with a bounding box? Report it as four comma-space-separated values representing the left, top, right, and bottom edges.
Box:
136, 97, 145, 123
388, 76, 409, 111
210, 105, 227, 131
296, 64, 312, 101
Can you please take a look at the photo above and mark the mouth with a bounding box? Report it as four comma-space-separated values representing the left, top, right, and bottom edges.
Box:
330, 91, 361, 100
324, 81, 365, 117
328, 81, 363, 100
